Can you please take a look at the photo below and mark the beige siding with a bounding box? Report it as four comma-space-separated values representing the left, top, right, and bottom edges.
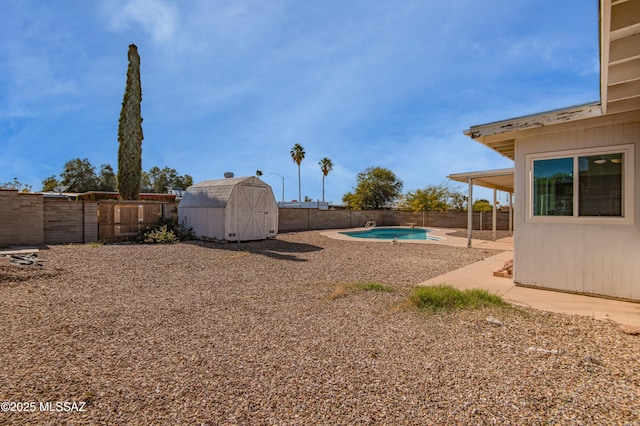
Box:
514, 117, 640, 300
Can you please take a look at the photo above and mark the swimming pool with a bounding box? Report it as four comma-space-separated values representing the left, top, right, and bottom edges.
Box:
340, 227, 441, 241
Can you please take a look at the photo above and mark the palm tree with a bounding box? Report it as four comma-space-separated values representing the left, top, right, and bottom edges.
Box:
290, 143, 305, 201
318, 157, 333, 202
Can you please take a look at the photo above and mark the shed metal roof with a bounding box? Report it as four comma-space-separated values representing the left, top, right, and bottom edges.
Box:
179, 176, 266, 208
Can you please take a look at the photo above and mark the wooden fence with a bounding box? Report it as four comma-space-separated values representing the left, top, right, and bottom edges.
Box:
97, 201, 176, 242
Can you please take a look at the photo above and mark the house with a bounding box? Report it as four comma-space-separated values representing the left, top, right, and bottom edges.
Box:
178, 176, 278, 242
462, 0, 640, 301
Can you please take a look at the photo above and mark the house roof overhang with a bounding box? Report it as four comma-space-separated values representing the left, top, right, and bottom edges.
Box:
601, 0, 640, 115
446, 168, 514, 193
463, 0, 640, 160
463, 102, 603, 160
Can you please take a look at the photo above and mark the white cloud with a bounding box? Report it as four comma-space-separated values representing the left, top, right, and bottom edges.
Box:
103, 0, 179, 44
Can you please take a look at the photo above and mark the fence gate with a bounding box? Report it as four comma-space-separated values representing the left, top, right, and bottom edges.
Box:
98, 202, 164, 241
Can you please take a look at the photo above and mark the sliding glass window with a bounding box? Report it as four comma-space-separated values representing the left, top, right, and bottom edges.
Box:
533, 158, 573, 216
527, 145, 633, 224
578, 153, 623, 217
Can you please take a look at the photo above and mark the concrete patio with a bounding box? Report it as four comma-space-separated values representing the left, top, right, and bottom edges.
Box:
420, 236, 640, 328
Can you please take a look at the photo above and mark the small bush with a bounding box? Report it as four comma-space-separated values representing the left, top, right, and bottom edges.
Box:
138, 218, 193, 244
141, 224, 178, 244
355, 282, 394, 293
409, 285, 506, 313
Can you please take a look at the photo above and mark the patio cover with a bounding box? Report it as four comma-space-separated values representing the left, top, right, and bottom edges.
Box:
447, 168, 514, 192
446, 168, 514, 248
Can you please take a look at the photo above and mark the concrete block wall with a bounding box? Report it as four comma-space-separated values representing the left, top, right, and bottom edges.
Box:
83, 203, 98, 243
1, 194, 177, 246
1, 195, 512, 246
348, 211, 384, 228
43, 199, 99, 244
382, 210, 426, 226
278, 208, 513, 232
278, 209, 309, 231
1, 192, 100, 246
279, 209, 384, 232
0, 190, 44, 245
427, 211, 468, 228
308, 210, 352, 230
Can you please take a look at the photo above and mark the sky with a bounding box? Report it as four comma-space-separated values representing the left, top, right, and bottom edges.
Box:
0, 0, 600, 204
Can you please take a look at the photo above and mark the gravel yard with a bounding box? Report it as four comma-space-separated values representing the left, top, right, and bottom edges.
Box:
445, 229, 512, 241
1, 230, 638, 425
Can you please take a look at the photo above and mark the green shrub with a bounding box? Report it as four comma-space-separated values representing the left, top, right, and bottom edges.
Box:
354, 282, 394, 293
141, 224, 178, 244
409, 285, 506, 313
138, 217, 193, 244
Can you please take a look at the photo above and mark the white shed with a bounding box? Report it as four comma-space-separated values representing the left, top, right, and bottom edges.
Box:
178, 176, 278, 242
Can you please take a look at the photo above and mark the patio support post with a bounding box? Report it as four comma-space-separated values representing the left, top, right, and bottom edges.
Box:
509, 192, 513, 236
467, 178, 473, 248
492, 189, 497, 241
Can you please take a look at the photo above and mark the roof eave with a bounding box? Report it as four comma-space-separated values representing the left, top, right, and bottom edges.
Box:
463, 102, 603, 160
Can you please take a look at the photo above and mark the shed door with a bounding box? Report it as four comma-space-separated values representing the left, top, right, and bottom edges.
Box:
238, 186, 267, 241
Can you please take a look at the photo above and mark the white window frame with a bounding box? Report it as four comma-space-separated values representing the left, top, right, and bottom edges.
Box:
526, 144, 635, 225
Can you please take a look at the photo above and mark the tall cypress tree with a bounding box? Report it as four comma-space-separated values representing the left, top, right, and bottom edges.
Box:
117, 44, 143, 200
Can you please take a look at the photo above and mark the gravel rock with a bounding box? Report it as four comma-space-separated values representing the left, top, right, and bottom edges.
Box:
0, 231, 638, 425
444, 229, 512, 241
486, 317, 505, 327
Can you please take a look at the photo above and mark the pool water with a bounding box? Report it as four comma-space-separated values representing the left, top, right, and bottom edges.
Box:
340, 227, 441, 241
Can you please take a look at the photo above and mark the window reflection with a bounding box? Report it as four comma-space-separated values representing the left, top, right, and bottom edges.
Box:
579, 154, 623, 216
533, 158, 573, 216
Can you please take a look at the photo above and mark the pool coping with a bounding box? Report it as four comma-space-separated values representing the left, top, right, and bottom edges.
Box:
320, 226, 485, 248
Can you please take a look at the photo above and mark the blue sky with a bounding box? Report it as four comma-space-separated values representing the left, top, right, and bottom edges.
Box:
1, 0, 599, 204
